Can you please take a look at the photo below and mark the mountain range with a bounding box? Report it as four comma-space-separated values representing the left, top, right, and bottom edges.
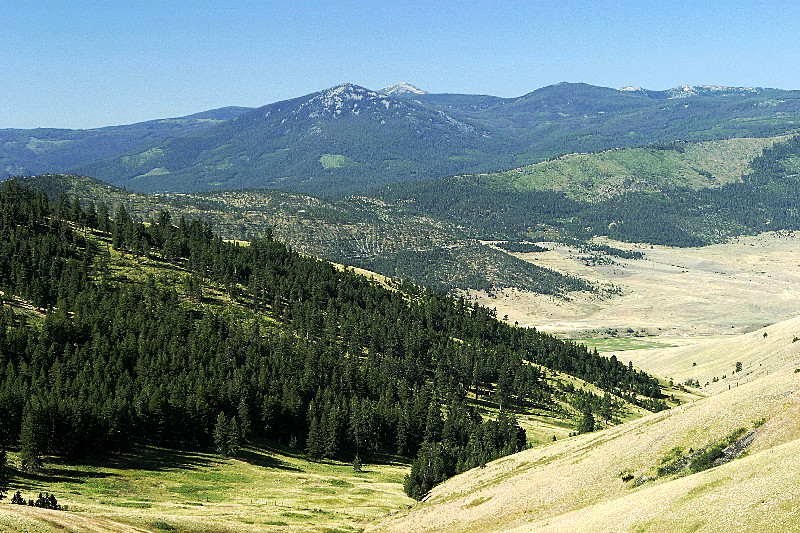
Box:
4, 82, 800, 196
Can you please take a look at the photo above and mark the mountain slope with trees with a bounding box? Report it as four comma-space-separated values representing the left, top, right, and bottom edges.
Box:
380, 134, 800, 246
4, 82, 800, 196
0, 107, 251, 178
16, 174, 596, 295
367, 327, 800, 532
0, 180, 666, 499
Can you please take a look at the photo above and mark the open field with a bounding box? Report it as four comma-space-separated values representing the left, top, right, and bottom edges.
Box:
471, 231, 800, 339
1, 445, 412, 533
621, 314, 800, 395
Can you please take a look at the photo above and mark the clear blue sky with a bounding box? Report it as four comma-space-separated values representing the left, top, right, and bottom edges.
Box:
3, 0, 799, 129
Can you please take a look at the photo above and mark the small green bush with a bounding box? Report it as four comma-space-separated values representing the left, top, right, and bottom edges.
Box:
689, 443, 726, 473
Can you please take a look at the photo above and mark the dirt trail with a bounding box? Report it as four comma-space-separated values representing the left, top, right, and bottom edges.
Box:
1, 504, 156, 533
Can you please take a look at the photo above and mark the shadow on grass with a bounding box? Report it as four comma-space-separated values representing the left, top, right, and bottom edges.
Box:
235, 447, 302, 472
91, 447, 222, 472
12, 464, 114, 491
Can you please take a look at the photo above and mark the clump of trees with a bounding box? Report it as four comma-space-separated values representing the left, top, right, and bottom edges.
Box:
0, 449, 8, 499
10, 491, 61, 510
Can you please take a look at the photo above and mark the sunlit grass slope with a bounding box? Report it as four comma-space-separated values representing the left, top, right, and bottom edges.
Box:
622, 314, 800, 395
368, 359, 800, 533
482, 135, 788, 201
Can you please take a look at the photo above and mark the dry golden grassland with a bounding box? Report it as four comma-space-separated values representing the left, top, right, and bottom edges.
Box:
476, 232, 800, 339
369, 361, 800, 533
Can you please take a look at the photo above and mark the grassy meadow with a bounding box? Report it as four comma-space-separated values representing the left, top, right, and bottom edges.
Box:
1, 445, 412, 533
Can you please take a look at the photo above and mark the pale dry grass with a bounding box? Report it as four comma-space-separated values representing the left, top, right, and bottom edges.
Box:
620, 314, 800, 395
368, 364, 800, 533
0, 504, 156, 533
473, 232, 800, 338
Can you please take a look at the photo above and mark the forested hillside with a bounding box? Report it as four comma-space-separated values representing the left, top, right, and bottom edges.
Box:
17, 174, 595, 295
382, 135, 800, 246
0, 180, 665, 498
0, 107, 251, 178
5, 83, 800, 197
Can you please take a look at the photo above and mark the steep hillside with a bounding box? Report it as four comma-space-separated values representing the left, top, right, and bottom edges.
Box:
477, 136, 787, 202
368, 343, 800, 532
382, 133, 800, 246
0, 180, 670, 509
17, 174, 595, 295
623, 315, 800, 395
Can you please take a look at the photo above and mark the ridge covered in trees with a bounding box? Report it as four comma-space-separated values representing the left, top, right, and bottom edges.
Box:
380, 136, 800, 247
0, 180, 664, 498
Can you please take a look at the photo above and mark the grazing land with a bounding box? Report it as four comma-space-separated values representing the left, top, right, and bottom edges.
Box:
368, 348, 800, 533
1, 446, 412, 533
470, 232, 800, 339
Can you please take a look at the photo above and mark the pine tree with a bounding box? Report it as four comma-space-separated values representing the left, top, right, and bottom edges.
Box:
578, 407, 595, 434
225, 416, 241, 456
0, 449, 9, 499
213, 411, 228, 455
306, 415, 324, 461
20, 408, 45, 471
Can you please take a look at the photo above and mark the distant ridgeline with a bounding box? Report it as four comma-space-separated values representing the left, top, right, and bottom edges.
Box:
0, 180, 664, 497
381, 135, 800, 247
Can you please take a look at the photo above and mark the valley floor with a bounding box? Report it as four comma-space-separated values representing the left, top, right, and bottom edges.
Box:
472, 231, 800, 338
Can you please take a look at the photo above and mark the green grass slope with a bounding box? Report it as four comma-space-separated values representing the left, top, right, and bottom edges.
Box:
382, 133, 800, 247
1, 445, 411, 533
481, 136, 787, 202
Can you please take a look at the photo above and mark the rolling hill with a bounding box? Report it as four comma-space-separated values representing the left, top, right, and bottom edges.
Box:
0, 106, 252, 177
380, 133, 800, 246
5, 82, 800, 197
16, 128, 800, 302
17, 174, 595, 295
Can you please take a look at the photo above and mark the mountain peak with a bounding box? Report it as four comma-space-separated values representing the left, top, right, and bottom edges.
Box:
666, 84, 764, 98
378, 82, 428, 96
322, 83, 375, 96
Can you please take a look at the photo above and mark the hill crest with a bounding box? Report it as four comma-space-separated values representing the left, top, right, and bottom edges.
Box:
379, 82, 428, 96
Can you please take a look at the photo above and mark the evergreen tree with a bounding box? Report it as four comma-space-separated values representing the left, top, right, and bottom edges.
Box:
213, 411, 229, 456
19, 408, 45, 471
306, 415, 325, 461
578, 407, 595, 434
225, 417, 241, 456
0, 449, 9, 499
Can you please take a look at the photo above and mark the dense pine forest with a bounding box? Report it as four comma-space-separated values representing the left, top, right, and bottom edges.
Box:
0, 180, 664, 498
